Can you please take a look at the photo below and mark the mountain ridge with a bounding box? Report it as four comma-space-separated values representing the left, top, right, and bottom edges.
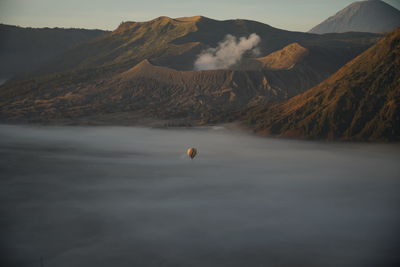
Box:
240, 28, 400, 141
22, 16, 378, 77
0, 24, 107, 79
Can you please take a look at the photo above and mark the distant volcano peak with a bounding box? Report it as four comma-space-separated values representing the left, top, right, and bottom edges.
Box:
309, 0, 400, 34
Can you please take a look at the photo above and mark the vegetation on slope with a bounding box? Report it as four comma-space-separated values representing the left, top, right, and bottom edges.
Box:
0, 24, 107, 78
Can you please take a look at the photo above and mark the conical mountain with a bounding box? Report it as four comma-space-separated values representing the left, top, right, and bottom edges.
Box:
309, 0, 400, 34
254, 43, 309, 70
242, 29, 400, 141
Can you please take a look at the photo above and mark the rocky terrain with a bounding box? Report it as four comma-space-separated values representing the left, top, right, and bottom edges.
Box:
239, 28, 400, 141
0, 16, 379, 126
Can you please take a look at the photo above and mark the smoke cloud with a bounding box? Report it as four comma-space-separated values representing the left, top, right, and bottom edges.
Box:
194, 33, 261, 70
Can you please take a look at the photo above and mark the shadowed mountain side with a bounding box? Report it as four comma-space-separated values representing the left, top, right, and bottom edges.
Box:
152, 19, 380, 71
172, 16, 307, 54
0, 59, 336, 124
309, 0, 400, 34
149, 43, 208, 71
239, 28, 400, 141
0, 24, 107, 78
240, 42, 363, 79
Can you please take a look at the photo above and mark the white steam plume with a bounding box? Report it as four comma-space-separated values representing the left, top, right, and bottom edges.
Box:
194, 33, 261, 70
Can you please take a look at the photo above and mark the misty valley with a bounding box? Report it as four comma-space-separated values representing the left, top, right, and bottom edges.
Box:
1, 125, 400, 267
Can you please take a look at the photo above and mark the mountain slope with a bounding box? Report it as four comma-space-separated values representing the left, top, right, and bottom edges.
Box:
0, 58, 331, 124
254, 43, 309, 70
0, 16, 380, 125
242, 29, 400, 141
240, 41, 359, 83
39, 16, 201, 75
0, 24, 107, 79
20, 16, 378, 81
309, 0, 400, 34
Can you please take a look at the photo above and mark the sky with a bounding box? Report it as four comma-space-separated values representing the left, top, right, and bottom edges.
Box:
0, 0, 399, 32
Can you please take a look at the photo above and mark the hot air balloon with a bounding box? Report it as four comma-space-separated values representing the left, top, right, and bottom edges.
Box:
187, 148, 197, 159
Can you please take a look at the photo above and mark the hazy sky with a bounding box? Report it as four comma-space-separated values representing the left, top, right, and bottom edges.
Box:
0, 0, 399, 32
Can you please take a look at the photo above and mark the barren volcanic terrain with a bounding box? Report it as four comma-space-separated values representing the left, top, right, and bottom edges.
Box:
0, 16, 379, 127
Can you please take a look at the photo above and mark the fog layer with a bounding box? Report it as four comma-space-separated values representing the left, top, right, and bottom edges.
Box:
0, 125, 399, 267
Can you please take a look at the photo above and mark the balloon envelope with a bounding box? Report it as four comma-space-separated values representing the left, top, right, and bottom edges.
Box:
187, 148, 197, 159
